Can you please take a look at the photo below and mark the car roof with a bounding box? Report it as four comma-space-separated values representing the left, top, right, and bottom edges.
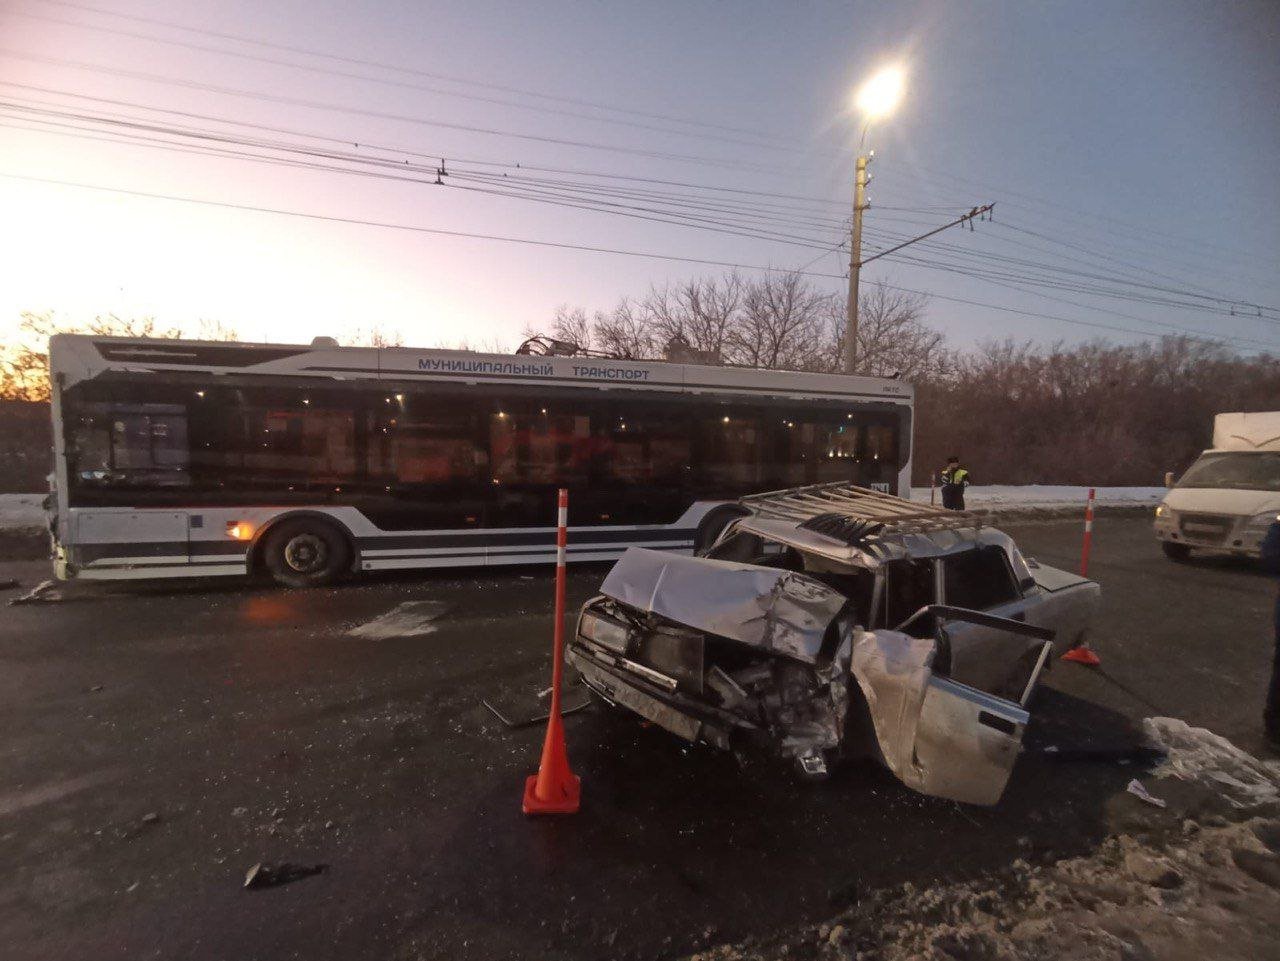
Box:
733, 514, 1019, 569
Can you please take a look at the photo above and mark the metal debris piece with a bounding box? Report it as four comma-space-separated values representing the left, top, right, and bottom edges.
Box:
9, 579, 59, 606
705, 665, 748, 708
1125, 778, 1168, 808
243, 861, 328, 890
481, 695, 590, 729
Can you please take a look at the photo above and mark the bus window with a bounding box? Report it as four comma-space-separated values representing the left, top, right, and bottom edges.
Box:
694, 411, 763, 494
69, 403, 190, 488
489, 408, 590, 487
242, 406, 356, 485
382, 401, 482, 486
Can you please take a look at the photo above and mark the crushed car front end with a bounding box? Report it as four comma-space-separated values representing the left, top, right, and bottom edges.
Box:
569, 549, 854, 775
568, 545, 1061, 806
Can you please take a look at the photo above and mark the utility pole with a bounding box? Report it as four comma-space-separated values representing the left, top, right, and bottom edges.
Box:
844, 194, 995, 374
844, 154, 869, 374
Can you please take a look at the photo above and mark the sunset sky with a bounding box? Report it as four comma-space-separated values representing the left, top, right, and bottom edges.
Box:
2, 0, 1278, 355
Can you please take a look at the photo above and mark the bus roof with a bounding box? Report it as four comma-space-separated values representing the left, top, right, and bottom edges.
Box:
49, 334, 913, 404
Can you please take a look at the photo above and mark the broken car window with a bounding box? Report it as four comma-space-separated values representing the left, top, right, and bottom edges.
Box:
883, 559, 936, 636
942, 546, 1020, 611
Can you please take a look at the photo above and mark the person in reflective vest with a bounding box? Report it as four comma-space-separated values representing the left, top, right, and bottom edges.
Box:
940, 456, 970, 511
1261, 521, 1280, 750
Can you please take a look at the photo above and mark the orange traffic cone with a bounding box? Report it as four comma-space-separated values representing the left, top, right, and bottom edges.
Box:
522, 488, 581, 816
1061, 643, 1101, 666
523, 711, 581, 814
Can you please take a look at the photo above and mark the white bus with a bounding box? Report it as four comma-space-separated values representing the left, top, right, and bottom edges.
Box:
47, 334, 914, 586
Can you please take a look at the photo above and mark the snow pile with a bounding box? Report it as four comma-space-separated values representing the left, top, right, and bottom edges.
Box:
683, 817, 1280, 961
1144, 716, 1280, 809
910, 485, 1165, 509
0, 493, 46, 531
682, 721, 1280, 961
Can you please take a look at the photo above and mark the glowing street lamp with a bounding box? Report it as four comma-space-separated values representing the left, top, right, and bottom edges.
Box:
854, 65, 906, 123
845, 64, 906, 374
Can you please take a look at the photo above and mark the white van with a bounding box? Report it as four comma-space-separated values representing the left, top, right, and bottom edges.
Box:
1154, 412, 1280, 561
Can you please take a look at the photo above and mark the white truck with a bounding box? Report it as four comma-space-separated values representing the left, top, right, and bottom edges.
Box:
1154, 412, 1280, 561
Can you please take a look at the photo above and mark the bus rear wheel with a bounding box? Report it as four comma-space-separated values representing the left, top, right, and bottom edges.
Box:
695, 505, 749, 555
262, 519, 351, 588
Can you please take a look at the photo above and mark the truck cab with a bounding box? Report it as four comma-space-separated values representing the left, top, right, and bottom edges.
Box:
1154, 412, 1280, 561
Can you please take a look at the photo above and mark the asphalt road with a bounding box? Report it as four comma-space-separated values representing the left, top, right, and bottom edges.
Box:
0, 514, 1275, 961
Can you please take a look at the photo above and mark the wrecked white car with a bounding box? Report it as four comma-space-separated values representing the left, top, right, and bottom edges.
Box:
567, 483, 1100, 806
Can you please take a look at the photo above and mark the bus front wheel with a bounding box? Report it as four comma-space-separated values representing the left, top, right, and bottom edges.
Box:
261, 519, 351, 588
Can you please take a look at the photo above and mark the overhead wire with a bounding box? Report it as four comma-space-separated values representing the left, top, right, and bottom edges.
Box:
11, 6, 817, 155
0, 49, 786, 174
33, 0, 788, 143
3, 170, 1276, 354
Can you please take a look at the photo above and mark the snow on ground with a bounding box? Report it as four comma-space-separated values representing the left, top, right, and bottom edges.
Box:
911, 485, 1165, 509
683, 718, 1280, 961
0, 493, 45, 531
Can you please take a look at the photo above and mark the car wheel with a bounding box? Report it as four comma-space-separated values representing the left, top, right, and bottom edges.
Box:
1161, 542, 1191, 562
261, 519, 351, 588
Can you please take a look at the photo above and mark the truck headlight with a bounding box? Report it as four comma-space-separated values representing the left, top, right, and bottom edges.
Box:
1246, 511, 1280, 531
579, 611, 630, 654
1154, 504, 1170, 519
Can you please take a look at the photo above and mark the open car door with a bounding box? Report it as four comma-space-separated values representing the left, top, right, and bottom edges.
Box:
851, 606, 1054, 806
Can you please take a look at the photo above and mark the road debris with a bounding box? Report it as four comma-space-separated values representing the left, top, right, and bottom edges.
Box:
481, 694, 590, 729
9, 579, 60, 605
243, 861, 328, 890
1125, 778, 1168, 808
347, 600, 450, 639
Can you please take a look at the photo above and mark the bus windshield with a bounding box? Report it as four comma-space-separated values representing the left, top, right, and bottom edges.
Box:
1176, 452, 1280, 492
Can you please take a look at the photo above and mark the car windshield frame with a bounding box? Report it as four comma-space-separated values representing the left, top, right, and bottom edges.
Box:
1174, 451, 1280, 493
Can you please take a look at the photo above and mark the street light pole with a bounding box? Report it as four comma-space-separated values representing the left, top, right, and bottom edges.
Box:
844, 153, 869, 374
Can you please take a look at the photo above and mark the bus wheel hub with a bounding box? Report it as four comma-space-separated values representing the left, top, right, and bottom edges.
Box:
284, 534, 326, 572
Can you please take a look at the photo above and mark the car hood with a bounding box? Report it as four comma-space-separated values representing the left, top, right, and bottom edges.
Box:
1162, 487, 1280, 517
598, 547, 847, 663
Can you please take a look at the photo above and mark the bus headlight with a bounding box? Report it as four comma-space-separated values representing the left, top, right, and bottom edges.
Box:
579, 610, 630, 654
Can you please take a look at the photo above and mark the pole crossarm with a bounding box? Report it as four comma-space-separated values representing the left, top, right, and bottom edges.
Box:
857, 203, 995, 268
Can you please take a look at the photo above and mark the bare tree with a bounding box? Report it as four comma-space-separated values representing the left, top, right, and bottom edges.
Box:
826, 281, 949, 379
727, 271, 830, 370
593, 299, 657, 359
641, 273, 744, 360
345, 325, 404, 347
545, 305, 594, 351
0, 311, 189, 402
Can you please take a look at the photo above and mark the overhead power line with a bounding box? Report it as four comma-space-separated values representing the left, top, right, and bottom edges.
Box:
0, 49, 783, 174
7, 91, 1275, 339
4, 170, 1275, 354
34, 0, 788, 143
0, 101, 844, 249
13, 7, 815, 155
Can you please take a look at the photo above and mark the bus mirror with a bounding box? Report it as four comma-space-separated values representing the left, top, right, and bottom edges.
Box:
1163, 470, 1175, 488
